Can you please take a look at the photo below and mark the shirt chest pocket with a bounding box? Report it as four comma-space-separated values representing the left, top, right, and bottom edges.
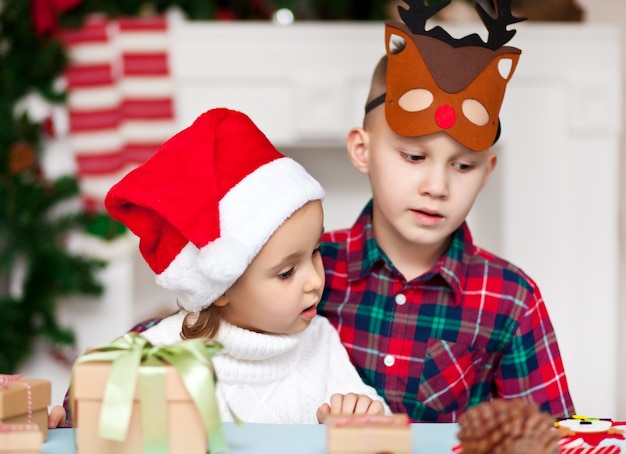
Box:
417, 338, 483, 414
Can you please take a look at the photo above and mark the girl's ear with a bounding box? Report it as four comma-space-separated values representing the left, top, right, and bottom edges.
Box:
346, 127, 370, 175
212, 294, 229, 307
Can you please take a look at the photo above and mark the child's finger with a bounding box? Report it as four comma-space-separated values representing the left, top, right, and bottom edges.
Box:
316, 403, 331, 423
353, 396, 373, 414
339, 393, 359, 414
48, 406, 67, 428
364, 400, 385, 416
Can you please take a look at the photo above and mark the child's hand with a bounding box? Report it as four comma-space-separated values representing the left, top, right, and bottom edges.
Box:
316, 393, 385, 423
48, 405, 67, 428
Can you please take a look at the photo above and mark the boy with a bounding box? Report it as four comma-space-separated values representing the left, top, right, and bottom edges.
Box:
317, 0, 575, 423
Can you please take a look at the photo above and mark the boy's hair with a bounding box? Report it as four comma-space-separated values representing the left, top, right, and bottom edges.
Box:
364, 40, 406, 127
367, 56, 386, 106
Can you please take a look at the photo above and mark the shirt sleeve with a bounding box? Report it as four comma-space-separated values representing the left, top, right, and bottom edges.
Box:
494, 285, 575, 418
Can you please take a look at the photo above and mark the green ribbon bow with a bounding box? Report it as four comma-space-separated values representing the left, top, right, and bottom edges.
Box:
71, 333, 228, 453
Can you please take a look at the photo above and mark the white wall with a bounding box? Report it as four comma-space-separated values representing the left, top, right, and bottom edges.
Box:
578, 0, 626, 421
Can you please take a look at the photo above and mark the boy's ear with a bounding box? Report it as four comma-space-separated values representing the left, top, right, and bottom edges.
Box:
346, 127, 369, 174
212, 294, 229, 307
480, 152, 498, 189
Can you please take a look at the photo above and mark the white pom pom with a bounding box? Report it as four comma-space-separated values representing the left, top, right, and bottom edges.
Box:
197, 237, 250, 283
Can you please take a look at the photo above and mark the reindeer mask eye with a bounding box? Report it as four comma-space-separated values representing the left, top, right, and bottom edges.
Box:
374, 0, 524, 152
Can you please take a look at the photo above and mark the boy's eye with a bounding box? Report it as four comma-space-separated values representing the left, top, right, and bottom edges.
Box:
312, 246, 321, 257
278, 268, 295, 280
453, 162, 475, 171
401, 152, 424, 163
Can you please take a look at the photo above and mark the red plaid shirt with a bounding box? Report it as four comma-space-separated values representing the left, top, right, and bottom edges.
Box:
318, 201, 575, 422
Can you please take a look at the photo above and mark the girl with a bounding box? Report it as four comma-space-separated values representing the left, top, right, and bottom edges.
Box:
48, 108, 389, 427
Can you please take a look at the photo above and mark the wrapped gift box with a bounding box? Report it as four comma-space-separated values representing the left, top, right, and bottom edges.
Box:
0, 376, 50, 441
0, 423, 44, 453
73, 359, 219, 454
326, 414, 412, 454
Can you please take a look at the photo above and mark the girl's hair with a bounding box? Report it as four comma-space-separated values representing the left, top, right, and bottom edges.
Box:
181, 304, 221, 339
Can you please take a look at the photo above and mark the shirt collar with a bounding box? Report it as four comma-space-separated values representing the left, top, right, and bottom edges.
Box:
346, 201, 474, 306
346, 201, 388, 281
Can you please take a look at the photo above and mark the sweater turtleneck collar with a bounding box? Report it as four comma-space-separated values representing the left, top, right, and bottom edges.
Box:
215, 320, 301, 361
212, 320, 307, 384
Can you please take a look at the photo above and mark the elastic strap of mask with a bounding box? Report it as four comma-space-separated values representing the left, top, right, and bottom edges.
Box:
364, 93, 386, 114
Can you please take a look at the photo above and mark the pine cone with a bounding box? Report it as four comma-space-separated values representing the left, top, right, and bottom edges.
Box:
457, 399, 560, 454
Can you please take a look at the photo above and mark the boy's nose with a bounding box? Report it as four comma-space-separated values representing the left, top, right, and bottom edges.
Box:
419, 165, 449, 199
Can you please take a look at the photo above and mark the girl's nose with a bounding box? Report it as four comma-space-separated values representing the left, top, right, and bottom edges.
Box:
305, 258, 325, 293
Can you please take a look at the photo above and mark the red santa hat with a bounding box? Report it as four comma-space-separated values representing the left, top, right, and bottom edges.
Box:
105, 108, 325, 312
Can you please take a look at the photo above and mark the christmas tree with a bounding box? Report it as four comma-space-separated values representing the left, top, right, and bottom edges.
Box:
0, 0, 105, 373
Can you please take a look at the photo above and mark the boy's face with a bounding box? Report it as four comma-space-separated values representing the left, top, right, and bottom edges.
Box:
214, 200, 325, 335
352, 109, 497, 257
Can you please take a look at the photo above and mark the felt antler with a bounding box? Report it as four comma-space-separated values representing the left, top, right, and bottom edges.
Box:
476, 0, 526, 50
398, 0, 451, 35
382, 0, 523, 151
396, 0, 524, 49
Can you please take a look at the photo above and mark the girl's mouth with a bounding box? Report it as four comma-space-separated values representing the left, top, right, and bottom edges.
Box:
300, 304, 317, 320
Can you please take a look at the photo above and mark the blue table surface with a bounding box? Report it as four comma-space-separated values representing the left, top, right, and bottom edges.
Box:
43, 422, 461, 453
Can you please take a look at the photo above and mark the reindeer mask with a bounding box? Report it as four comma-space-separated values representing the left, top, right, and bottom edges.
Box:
366, 0, 524, 152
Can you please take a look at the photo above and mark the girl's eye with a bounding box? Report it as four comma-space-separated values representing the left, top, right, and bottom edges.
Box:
278, 268, 295, 280
402, 152, 424, 163
312, 246, 321, 257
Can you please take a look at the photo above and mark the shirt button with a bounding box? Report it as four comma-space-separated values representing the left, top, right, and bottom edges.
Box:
395, 293, 407, 305
384, 354, 395, 367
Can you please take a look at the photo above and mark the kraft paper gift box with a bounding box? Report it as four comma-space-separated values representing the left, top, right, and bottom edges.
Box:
71, 333, 229, 454
0, 423, 44, 454
326, 414, 412, 454
0, 376, 50, 441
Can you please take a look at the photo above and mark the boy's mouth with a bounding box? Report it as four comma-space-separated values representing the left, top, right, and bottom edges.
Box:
414, 208, 443, 218
412, 208, 444, 225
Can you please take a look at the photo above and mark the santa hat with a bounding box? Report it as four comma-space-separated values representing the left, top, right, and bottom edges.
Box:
105, 108, 325, 312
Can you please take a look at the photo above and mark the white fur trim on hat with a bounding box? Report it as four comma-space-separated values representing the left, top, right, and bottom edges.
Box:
155, 157, 324, 312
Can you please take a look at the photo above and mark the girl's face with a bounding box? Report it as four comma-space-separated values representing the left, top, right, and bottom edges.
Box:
214, 200, 325, 335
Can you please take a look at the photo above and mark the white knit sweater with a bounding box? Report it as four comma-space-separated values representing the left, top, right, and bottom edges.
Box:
141, 313, 390, 424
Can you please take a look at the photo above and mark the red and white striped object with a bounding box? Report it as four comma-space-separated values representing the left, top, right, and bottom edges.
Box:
61, 15, 174, 211
451, 438, 623, 453
117, 16, 176, 168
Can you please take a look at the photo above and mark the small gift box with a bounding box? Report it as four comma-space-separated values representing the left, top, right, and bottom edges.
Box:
0, 376, 51, 441
0, 423, 44, 454
71, 333, 230, 454
326, 414, 412, 454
